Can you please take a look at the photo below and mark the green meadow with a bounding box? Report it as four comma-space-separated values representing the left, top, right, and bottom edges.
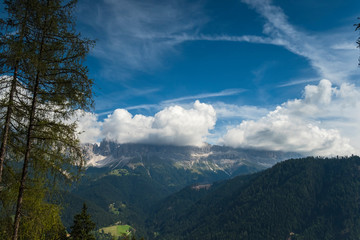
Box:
100, 224, 132, 237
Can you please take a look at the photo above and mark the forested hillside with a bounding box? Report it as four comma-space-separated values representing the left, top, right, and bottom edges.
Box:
151, 156, 360, 240
60, 142, 299, 235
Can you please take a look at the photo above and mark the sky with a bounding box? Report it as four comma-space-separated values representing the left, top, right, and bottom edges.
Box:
74, 0, 360, 156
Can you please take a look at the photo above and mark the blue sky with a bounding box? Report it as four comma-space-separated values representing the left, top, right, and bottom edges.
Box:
74, 0, 360, 156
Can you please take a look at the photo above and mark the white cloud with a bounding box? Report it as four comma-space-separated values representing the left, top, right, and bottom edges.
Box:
172, 33, 275, 44
101, 109, 154, 144
220, 80, 359, 156
277, 77, 320, 88
162, 88, 246, 104
98, 100, 216, 146
74, 111, 102, 144
331, 42, 357, 50
212, 102, 268, 120
75, 80, 360, 156
125, 88, 247, 112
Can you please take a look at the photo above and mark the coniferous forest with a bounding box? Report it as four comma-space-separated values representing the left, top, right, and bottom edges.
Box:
149, 156, 360, 240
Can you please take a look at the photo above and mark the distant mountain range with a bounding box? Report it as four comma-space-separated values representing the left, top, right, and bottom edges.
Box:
83, 140, 301, 177
60, 142, 360, 239
60, 141, 300, 233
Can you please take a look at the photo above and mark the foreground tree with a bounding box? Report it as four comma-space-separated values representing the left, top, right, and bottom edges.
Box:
70, 203, 96, 240
0, 0, 31, 183
1, 0, 94, 239
0, 174, 67, 239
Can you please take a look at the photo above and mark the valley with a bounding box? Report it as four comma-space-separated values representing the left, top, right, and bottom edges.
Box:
58, 141, 360, 239
60, 141, 300, 238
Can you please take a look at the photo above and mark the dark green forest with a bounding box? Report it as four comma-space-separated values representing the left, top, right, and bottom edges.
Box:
150, 156, 360, 240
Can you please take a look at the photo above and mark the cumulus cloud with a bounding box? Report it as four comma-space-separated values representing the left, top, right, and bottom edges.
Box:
220, 80, 359, 156
101, 109, 154, 144
74, 111, 102, 144
81, 101, 216, 146
75, 81, 360, 156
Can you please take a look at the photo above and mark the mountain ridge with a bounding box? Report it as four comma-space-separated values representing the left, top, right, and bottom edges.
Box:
60, 141, 301, 232
83, 140, 302, 178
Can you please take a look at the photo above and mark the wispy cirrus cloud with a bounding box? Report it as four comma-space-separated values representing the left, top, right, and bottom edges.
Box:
212, 102, 269, 120
164, 0, 359, 85
78, 0, 207, 75
239, 0, 360, 84
122, 88, 246, 111
162, 88, 246, 104
169, 34, 276, 44
93, 85, 161, 112
79, 0, 359, 84
179, 0, 359, 84
277, 78, 320, 88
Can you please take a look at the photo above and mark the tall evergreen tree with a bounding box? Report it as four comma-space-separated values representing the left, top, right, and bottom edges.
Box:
0, 174, 67, 239
70, 203, 96, 240
0, 0, 94, 239
0, 0, 31, 183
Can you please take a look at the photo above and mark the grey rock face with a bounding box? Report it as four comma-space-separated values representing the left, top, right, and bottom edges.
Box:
84, 140, 301, 177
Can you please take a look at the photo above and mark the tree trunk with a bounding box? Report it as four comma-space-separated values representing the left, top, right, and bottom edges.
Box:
0, 0, 30, 184
12, 22, 45, 237
0, 67, 18, 183
12, 71, 40, 240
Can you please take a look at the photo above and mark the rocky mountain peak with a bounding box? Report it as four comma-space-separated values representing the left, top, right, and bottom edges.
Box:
83, 140, 302, 177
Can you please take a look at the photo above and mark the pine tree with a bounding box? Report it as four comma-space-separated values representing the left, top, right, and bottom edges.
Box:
70, 203, 96, 240
17, 179, 66, 240
0, 175, 67, 239
0, 0, 94, 239
0, 0, 31, 184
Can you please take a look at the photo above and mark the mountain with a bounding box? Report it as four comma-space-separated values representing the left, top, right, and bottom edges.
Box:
83, 140, 301, 178
60, 141, 300, 234
151, 156, 360, 240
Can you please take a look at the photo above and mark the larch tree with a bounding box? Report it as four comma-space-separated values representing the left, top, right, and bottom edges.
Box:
0, 0, 94, 239
0, 0, 32, 184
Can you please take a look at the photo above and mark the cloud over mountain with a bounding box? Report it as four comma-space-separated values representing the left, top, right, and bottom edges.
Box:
221, 80, 358, 156
81, 100, 216, 146
71, 111, 102, 144
76, 80, 360, 156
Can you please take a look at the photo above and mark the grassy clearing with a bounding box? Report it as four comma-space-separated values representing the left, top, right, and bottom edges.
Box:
109, 169, 130, 176
100, 224, 132, 237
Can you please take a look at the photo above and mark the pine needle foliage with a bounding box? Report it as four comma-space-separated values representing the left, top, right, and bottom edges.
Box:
70, 203, 96, 240
0, 0, 94, 239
